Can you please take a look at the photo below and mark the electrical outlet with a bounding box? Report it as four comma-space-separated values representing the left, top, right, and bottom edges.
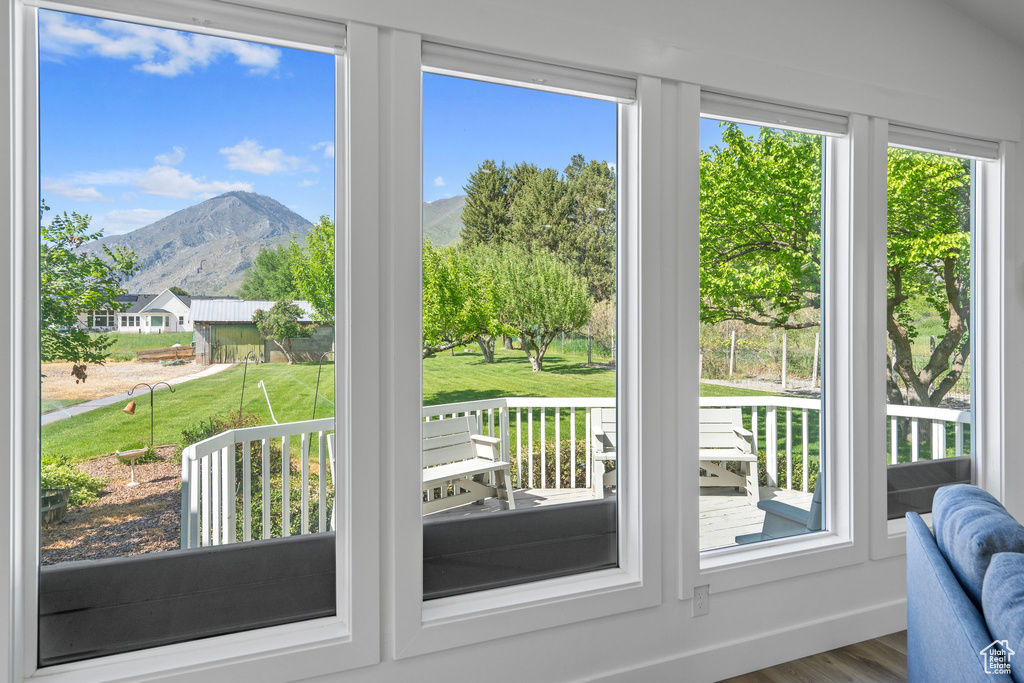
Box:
693, 584, 709, 617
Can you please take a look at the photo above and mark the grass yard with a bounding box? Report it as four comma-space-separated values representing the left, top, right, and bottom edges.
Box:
92, 332, 193, 362
42, 362, 335, 461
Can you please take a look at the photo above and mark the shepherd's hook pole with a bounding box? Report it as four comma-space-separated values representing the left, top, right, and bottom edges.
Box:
128, 381, 174, 447
313, 351, 333, 420
239, 351, 257, 423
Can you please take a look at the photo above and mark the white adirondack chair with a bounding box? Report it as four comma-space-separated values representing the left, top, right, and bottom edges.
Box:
422, 415, 516, 514
592, 407, 617, 499
699, 408, 758, 504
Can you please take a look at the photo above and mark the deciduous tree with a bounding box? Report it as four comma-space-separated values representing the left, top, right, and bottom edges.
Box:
252, 300, 312, 365
238, 244, 296, 301
40, 202, 138, 370
290, 216, 334, 325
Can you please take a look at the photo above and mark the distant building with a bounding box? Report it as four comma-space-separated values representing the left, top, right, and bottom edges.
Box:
77, 288, 194, 334
190, 299, 332, 364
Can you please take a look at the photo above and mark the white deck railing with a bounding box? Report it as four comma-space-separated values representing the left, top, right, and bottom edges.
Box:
180, 418, 334, 549
180, 397, 971, 547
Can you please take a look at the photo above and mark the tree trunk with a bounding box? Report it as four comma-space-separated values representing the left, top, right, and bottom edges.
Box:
475, 335, 494, 363
273, 339, 294, 364
504, 335, 513, 350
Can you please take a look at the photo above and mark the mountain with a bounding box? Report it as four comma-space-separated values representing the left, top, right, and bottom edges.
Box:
423, 195, 466, 247
87, 192, 314, 296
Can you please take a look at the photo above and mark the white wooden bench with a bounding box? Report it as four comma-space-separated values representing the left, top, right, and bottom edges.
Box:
699, 408, 758, 504
422, 415, 516, 514
592, 407, 617, 499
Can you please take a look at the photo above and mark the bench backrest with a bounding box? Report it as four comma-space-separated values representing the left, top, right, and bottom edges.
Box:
422, 415, 479, 468
592, 407, 617, 451
698, 408, 751, 453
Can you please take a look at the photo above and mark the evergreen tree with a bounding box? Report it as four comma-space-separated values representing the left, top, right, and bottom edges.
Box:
460, 160, 512, 245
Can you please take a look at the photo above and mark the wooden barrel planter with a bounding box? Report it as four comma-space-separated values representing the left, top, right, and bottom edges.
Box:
41, 488, 70, 526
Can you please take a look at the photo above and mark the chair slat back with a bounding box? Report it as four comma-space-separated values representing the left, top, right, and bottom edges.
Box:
422, 415, 478, 468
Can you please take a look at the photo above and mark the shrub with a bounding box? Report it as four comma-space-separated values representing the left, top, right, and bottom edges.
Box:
510, 439, 596, 490
41, 455, 105, 506
175, 412, 262, 462
754, 450, 819, 493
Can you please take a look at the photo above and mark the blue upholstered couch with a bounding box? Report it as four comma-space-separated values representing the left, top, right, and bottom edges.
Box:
907, 485, 1024, 682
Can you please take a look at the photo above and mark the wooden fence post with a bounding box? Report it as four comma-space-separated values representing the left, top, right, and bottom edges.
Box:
729, 330, 737, 379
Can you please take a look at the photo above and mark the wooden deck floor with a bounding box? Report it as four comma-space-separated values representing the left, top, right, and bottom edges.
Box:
425, 485, 815, 551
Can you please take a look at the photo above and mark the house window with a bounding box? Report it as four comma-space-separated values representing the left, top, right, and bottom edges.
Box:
33, 3, 346, 674
420, 62, 621, 597
697, 95, 847, 552
882, 126, 989, 519
179, 315, 184, 326
89, 310, 115, 328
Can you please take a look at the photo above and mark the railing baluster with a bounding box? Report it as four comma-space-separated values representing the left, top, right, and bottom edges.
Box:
586, 407, 592, 488
933, 420, 947, 459
528, 409, 535, 488
956, 422, 964, 458
516, 408, 522, 488
891, 417, 898, 465
541, 407, 547, 488
911, 419, 919, 462
785, 408, 793, 490
211, 448, 221, 545
555, 407, 561, 489
202, 451, 211, 547
282, 434, 291, 536
222, 445, 235, 544
801, 409, 809, 493
318, 431, 327, 533
571, 406, 577, 489
262, 438, 270, 539
766, 405, 778, 487
751, 406, 758, 457
301, 432, 310, 534
243, 440, 252, 542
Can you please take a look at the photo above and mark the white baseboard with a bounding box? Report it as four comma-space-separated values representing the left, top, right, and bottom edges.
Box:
591, 598, 907, 683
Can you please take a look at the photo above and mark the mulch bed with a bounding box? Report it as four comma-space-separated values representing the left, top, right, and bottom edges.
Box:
40, 445, 181, 565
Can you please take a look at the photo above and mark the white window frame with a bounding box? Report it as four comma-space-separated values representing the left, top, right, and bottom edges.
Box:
4, 2, 380, 680
869, 122, 1005, 560
389, 34, 661, 658
682, 93, 869, 597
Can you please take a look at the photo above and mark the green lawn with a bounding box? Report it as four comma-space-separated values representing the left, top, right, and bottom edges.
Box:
90, 332, 194, 362
42, 362, 335, 461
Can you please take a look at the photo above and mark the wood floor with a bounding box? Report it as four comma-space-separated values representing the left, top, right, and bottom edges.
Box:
720, 631, 908, 683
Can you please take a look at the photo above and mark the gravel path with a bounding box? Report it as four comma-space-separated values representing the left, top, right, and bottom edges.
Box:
42, 360, 206, 404
40, 446, 180, 565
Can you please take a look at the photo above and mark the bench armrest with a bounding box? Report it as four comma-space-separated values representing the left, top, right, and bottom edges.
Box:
733, 426, 753, 438
470, 433, 500, 460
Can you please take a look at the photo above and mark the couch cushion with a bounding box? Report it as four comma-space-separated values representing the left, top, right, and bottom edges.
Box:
933, 485, 1024, 610
983, 553, 1024, 683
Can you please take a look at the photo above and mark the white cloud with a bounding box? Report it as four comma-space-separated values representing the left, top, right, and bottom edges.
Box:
220, 138, 309, 175
154, 146, 185, 165
311, 141, 335, 159
97, 208, 175, 235
134, 165, 251, 199
39, 11, 280, 77
434, 176, 445, 187
56, 165, 250, 200
41, 178, 105, 202
299, 179, 319, 187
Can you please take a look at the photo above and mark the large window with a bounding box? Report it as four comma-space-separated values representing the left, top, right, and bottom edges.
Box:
420, 67, 620, 597
884, 138, 976, 519
697, 102, 838, 551
36, 6, 339, 666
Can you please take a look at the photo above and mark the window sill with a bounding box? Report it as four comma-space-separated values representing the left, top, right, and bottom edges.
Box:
697, 532, 858, 594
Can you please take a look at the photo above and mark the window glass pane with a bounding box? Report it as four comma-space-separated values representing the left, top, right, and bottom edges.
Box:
421, 72, 618, 598
885, 147, 973, 519
698, 118, 826, 550
37, 9, 337, 664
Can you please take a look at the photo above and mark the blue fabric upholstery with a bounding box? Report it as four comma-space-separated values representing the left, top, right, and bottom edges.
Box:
932, 484, 1024, 610
983, 553, 1024, 683
906, 512, 1012, 682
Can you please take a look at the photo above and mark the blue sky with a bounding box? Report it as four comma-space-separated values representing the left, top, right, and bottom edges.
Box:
422, 74, 618, 203
38, 9, 335, 234
38, 9, 749, 235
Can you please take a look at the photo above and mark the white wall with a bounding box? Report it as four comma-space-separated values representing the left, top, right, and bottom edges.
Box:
4, 0, 1024, 681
